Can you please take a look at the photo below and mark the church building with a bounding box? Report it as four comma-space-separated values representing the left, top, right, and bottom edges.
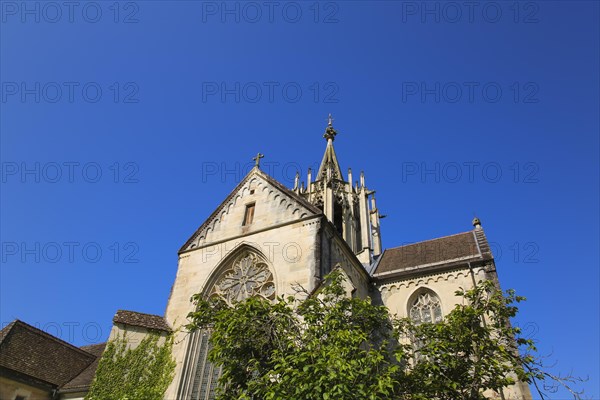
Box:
0, 117, 531, 400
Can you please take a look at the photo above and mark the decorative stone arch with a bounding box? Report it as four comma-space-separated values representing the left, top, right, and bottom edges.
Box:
405, 286, 443, 324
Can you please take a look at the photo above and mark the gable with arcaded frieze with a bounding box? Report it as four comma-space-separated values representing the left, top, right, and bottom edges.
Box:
182, 171, 319, 252
376, 266, 489, 317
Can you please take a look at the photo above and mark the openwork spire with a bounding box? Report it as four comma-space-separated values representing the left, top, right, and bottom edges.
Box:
299, 115, 382, 263
316, 115, 343, 181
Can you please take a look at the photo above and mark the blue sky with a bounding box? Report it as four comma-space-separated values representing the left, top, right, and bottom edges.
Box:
1, 1, 598, 398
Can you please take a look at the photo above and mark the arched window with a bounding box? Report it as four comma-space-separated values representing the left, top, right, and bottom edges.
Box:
189, 331, 220, 400
409, 291, 442, 324
181, 249, 276, 400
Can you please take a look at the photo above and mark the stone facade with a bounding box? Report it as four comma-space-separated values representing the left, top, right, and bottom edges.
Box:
0, 377, 52, 400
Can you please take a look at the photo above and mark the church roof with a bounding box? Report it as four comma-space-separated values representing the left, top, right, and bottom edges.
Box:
113, 310, 172, 332
179, 167, 322, 253
372, 229, 493, 278
0, 320, 96, 389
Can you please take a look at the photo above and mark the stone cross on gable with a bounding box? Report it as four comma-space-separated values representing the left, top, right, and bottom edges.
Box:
253, 153, 264, 168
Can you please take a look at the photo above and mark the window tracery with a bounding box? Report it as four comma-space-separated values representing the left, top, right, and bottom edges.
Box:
209, 252, 275, 305
409, 291, 442, 324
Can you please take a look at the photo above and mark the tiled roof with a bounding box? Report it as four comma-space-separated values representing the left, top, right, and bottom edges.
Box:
0, 320, 95, 388
113, 310, 172, 332
60, 343, 106, 392
373, 229, 492, 277
0, 321, 16, 344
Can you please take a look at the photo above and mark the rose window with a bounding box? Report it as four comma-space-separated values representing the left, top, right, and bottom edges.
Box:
211, 253, 275, 305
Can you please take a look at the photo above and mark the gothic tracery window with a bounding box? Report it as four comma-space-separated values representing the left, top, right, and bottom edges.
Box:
186, 250, 276, 400
210, 252, 275, 305
409, 291, 442, 324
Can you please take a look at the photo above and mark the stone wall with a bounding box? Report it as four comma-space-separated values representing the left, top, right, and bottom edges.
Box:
0, 376, 52, 400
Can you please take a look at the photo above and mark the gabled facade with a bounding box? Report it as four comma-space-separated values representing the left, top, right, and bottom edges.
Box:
164, 160, 372, 399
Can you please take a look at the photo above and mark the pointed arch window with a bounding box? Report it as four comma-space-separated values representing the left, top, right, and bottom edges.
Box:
182, 249, 276, 400
409, 291, 442, 324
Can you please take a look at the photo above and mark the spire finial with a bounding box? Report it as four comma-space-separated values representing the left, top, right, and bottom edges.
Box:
294, 171, 300, 190
472, 216, 482, 229
253, 152, 264, 168
323, 114, 338, 141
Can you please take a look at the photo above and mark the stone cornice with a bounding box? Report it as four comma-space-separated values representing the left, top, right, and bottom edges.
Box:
373, 260, 492, 289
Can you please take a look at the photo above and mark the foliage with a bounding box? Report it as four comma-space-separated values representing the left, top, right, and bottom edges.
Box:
396, 280, 533, 399
85, 331, 176, 400
187, 271, 585, 400
188, 272, 405, 400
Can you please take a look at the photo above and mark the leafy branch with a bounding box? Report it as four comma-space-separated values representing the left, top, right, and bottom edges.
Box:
186, 271, 586, 400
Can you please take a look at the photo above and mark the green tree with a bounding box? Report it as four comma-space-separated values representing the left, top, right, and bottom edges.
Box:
85, 332, 176, 400
187, 271, 585, 400
395, 280, 584, 400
